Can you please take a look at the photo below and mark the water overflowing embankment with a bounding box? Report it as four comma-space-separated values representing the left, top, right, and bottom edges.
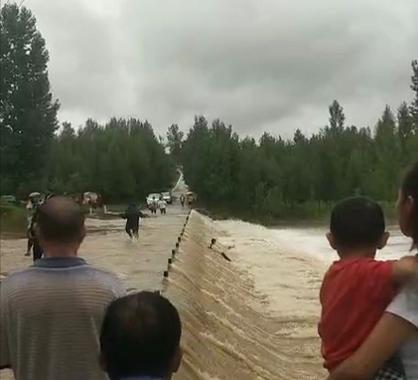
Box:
163, 211, 327, 380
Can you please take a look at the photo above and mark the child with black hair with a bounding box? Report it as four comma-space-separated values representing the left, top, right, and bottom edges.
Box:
319, 196, 418, 379
100, 291, 182, 380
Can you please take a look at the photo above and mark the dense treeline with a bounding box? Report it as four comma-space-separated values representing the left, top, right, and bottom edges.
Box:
48, 119, 175, 201
2, 3, 417, 214
181, 63, 418, 220
0, 4, 175, 201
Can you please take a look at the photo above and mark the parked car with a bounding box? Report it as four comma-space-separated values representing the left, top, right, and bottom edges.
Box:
146, 193, 161, 207
161, 191, 172, 204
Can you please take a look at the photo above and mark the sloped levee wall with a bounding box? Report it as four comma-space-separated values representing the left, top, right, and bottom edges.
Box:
163, 211, 325, 380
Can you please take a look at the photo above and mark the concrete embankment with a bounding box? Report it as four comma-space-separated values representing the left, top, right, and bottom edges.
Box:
164, 210, 326, 380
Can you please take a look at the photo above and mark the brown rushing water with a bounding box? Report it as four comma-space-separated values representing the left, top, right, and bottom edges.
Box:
163, 211, 327, 380
0, 205, 189, 291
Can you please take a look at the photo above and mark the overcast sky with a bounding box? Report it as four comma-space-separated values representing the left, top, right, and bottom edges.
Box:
24, 0, 418, 138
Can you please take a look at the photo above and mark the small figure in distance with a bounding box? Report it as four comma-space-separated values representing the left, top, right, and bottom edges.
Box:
28, 204, 43, 261
209, 238, 216, 249
100, 291, 183, 380
120, 203, 146, 240
27, 193, 55, 261
180, 194, 185, 208
150, 196, 158, 215
158, 197, 167, 215
319, 196, 418, 379
24, 193, 41, 257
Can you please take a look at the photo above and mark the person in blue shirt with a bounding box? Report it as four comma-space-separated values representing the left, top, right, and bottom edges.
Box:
100, 291, 183, 380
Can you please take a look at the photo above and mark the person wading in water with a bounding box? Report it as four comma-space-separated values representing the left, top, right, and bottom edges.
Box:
120, 204, 146, 240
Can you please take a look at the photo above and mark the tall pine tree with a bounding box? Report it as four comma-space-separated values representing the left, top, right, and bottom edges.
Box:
398, 102, 413, 150
0, 4, 59, 194
166, 124, 184, 164
328, 100, 345, 131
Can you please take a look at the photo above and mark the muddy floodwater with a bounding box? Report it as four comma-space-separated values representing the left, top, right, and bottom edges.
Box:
0, 200, 411, 379
0, 205, 189, 292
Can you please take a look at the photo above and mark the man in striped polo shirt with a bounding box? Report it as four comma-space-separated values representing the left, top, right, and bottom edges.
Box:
0, 196, 125, 380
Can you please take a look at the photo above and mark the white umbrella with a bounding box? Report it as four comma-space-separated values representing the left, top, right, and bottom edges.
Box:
29, 192, 41, 198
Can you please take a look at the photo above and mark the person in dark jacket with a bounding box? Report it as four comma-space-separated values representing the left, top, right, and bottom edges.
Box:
28, 207, 43, 261
120, 204, 146, 239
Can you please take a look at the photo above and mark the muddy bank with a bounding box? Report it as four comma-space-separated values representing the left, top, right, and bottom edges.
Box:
164, 211, 326, 380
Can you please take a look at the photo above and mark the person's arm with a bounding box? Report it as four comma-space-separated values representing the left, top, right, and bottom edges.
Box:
138, 210, 147, 218
392, 255, 418, 285
328, 312, 415, 380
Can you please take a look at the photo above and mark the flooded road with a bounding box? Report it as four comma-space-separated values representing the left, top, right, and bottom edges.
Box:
0, 205, 189, 292
0, 202, 189, 380
1, 197, 411, 379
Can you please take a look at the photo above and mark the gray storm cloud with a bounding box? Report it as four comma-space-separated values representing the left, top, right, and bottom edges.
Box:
25, 0, 418, 137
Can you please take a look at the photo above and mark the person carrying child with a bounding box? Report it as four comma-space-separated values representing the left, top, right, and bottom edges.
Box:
328, 161, 418, 380
319, 196, 418, 379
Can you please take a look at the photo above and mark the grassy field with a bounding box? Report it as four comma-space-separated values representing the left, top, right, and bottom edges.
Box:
0, 203, 27, 238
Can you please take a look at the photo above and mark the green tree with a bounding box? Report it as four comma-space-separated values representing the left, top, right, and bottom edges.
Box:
182, 92, 416, 221
375, 105, 396, 143
373, 106, 401, 200
166, 124, 184, 164
328, 100, 345, 131
398, 102, 413, 153
0, 4, 59, 193
48, 118, 175, 202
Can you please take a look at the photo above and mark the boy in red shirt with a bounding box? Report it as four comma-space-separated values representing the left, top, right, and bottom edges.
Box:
319, 197, 418, 379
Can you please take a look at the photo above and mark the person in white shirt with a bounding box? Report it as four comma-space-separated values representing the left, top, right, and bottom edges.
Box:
158, 199, 167, 215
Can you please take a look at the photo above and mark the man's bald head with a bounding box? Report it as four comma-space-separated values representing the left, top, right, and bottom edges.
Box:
37, 196, 86, 244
